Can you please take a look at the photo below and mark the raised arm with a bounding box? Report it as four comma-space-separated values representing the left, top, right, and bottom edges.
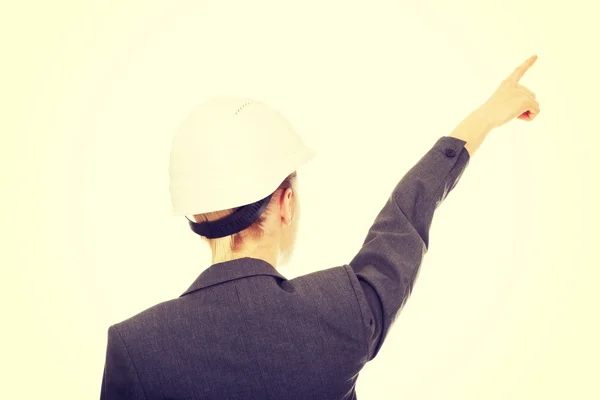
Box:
349, 55, 540, 361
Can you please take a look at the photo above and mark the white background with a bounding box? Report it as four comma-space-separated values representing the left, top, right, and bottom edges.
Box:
2, 0, 599, 398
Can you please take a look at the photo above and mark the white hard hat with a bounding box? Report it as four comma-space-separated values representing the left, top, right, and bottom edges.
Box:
169, 96, 315, 237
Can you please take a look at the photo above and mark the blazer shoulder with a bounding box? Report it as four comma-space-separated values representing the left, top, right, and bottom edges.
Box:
111, 298, 181, 335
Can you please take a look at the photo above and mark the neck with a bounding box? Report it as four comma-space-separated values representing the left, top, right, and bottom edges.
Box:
212, 240, 279, 268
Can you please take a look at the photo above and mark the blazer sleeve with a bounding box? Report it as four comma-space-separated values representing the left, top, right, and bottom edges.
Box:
101, 325, 148, 400
349, 136, 470, 362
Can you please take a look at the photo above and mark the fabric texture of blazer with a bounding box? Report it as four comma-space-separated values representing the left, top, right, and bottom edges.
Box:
101, 135, 470, 399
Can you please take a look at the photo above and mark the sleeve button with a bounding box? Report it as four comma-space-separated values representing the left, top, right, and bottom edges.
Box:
445, 148, 457, 158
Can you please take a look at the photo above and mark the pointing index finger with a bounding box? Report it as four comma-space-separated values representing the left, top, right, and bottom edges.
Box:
508, 55, 538, 82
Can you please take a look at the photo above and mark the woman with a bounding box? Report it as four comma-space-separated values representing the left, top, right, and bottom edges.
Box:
101, 56, 540, 399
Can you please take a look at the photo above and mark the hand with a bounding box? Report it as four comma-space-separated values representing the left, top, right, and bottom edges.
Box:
477, 55, 540, 129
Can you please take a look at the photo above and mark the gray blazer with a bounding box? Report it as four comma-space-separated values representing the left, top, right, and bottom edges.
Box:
101, 136, 470, 399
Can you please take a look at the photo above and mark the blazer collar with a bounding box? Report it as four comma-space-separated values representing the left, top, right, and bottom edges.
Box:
180, 257, 287, 297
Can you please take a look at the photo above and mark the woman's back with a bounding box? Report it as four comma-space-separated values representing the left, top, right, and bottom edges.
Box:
101, 136, 471, 400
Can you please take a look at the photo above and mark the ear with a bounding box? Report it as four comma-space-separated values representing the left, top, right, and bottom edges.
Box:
279, 188, 294, 225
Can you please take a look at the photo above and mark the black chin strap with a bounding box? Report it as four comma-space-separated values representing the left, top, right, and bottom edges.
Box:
185, 193, 274, 239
